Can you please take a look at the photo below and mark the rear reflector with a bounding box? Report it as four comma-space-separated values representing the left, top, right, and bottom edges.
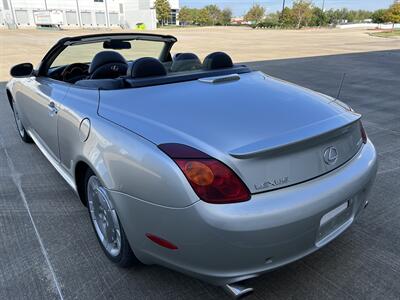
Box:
146, 233, 178, 250
159, 143, 250, 204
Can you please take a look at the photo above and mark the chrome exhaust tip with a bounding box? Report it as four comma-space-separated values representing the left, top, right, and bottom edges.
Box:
223, 283, 254, 299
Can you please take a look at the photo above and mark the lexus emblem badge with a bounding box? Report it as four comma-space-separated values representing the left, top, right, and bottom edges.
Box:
323, 146, 338, 165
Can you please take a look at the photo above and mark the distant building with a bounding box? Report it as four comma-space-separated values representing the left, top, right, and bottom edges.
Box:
230, 17, 250, 25
123, 0, 179, 30
0, 0, 179, 29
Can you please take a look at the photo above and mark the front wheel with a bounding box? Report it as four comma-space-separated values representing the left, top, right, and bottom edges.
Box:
12, 99, 32, 143
85, 170, 139, 268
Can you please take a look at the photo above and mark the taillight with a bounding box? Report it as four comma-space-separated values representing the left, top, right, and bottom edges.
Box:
360, 121, 367, 144
159, 143, 250, 204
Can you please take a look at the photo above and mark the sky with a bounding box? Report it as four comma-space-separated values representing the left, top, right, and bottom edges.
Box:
180, 0, 396, 16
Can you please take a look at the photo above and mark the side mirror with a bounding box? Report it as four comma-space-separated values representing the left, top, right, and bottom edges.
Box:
10, 63, 34, 78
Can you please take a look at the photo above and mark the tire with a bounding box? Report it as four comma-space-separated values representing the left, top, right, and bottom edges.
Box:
84, 169, 139, 268
12, 99, 33, 143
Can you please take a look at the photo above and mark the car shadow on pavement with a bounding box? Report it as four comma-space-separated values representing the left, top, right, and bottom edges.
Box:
0, 49, 399, 300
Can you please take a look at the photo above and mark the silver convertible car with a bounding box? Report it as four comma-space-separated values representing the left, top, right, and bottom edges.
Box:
6, 33, 377, 298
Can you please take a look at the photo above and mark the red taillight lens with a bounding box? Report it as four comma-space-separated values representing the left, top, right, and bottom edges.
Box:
175, 159, 250, 204
360, 121, 367, 144
159, 144, 250, 204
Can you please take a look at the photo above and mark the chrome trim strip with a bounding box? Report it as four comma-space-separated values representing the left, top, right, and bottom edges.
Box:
223, 283, 254, 299
27, 129, 77, 193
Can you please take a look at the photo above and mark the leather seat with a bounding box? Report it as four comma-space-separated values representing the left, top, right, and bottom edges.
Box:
203, 52, 233, 70
128, 57, 167, 79
171, 53, 202, 72
89, 51, 128, 79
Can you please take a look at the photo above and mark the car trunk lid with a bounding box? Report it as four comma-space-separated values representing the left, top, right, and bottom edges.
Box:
98, 71, 363, 193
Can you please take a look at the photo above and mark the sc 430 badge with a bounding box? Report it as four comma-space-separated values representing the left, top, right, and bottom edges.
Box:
254, 176, 289, 190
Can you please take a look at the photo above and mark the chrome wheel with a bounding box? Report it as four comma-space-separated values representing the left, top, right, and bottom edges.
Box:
87, 176, 121, 257
13, 103, 25, 137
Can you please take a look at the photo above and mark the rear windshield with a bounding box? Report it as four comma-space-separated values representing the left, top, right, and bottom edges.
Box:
51, 39, 165, 68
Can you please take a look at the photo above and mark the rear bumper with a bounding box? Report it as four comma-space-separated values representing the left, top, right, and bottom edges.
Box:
110, 141, 377, 285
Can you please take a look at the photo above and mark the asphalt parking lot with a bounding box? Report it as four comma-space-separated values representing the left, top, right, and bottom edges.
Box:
0, 49, 399, 300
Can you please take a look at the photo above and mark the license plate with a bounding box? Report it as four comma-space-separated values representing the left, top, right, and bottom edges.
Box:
320, 201, 349, 226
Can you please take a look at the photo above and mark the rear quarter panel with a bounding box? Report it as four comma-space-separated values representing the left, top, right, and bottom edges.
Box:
58, 86, 198, 208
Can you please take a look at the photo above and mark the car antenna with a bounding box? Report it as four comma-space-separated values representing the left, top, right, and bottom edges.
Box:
336, 73, 346, 100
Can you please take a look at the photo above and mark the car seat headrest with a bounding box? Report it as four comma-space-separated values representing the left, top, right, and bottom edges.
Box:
128, 57, 167, 79
203, 52, 233, 70
171, 53, 202, 72
89, 51, 127, 79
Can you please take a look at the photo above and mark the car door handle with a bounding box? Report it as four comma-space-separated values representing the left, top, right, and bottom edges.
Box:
48, 102, 58, 115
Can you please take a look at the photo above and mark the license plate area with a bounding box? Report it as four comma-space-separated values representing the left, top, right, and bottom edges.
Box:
317, 200, 353, 245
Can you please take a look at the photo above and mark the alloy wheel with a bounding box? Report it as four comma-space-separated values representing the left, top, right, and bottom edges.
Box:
87, 176, 122, 257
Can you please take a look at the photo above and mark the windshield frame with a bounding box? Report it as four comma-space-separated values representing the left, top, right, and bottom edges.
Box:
37, 33, 177, 77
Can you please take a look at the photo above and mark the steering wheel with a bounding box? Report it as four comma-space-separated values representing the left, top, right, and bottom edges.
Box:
61, 63, 89, 83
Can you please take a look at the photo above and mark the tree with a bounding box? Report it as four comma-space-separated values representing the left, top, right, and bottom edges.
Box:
178, 6, 193, 25
353, 10, 373, 22
244, 4, 266, 24
258, 12, 280, 28
154, 0, 171, 26
193, 8, 211, 26
345, 9, 356, 22
339, 8, 351, 22
280, 7, 294, 28
371, 9, 387, 24
221, 8, 233, 25
178, 6, 233, 26
310, 7, 328, 27
204, 5, 221, 25
292, 0, 313, 28
325, 8, 346, 24
325, 9, 337, 24
384, 3, 400, 30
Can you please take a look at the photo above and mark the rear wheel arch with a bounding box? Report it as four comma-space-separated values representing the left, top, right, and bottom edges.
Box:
6, 89, 14, 110
74, 160, 113, 206
75, 161, 91, 206
75, 161, 139, 267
